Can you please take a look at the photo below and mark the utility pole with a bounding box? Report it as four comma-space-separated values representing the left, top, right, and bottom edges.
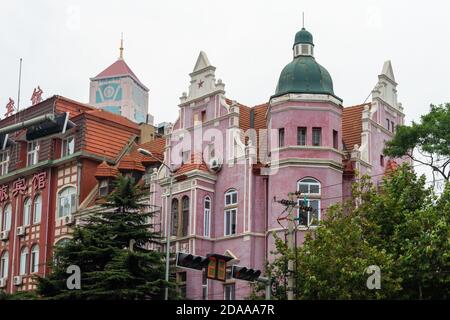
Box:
286, 192, 296, 300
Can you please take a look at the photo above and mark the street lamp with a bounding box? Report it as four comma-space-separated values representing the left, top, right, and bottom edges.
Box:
138, 147, 174, 300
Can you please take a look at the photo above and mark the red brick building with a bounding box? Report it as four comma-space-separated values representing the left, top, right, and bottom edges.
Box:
0, 95, 145, 293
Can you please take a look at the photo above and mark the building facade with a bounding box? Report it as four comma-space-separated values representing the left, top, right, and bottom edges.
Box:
0, 26, 407, 299
0, 96, 142, 293
139, 27, 407, 300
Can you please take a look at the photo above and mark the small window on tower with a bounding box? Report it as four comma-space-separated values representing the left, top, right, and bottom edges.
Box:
380, 155, 385, 167
301, 44, 309, 55
333, 130, 338, 149
278, 128, 285, 147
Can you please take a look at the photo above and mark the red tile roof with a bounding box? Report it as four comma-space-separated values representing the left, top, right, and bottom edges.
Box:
85, 109, 139, 131
95, 161, 119, 178
135, 137, 166, 164
175, 153, 209, 175
117, 154, 146, 172
342, 103, 368, 151
92, 59, 148, 91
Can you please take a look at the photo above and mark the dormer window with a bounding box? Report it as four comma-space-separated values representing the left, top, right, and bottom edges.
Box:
0, 150, 9, 176
27, 141, 39, 166
99, 179, 110, 197
62, 136, 75, 157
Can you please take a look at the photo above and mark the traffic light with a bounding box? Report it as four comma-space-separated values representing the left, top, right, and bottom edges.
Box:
206, 254, 233, 281
176, 252, 209, 270
231, 265, 262, 282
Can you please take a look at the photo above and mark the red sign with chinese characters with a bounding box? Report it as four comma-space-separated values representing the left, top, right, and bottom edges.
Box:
32, 171, 47, 191
12, 178, 27, 197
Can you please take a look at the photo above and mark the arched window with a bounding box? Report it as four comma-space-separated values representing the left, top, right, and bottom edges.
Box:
224, 189, 238, 206
19, 247, 29, 275
297, 178, 321, 226
23, 198, 32, 226
33, 195, 42, 224
181, 196, 189, 237
2, 204, 12, 231
0, 251, 8, 279
30, 244, 39, 273
224, 190, 237, 236
204, 197, 211, 238
58, 187, 77, 218
171, 198, 179, 236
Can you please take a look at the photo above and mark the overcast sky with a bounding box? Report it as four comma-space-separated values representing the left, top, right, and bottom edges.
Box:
1, 0, 449, 127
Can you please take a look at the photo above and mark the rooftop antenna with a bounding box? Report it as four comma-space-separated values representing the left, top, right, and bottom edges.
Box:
119, 32, 124, 59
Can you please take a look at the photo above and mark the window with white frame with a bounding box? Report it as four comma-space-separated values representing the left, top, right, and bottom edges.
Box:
204, 197, 211, 238
225, 190, 237, 207
23, 198, 31, 226
0, 251, 8, 279
58, 187, 77, 218
30, 244, 39, 273
62, 136, 75, 157
98, 179, 109, 197
0, 150, 9, 176
2, 204, 12, 231
297, 178, 321, 226
33, 195, 42, 224
224, 209, 237, 236
224, 284, 235, 300
202, 269, 208, 300
19, 247, 29, 276
224, 189, 238, 236
27, 141, 40, 166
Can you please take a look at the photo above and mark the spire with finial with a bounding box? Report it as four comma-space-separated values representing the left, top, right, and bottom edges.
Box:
302, 11, 305, 28
119, 32, 124, 60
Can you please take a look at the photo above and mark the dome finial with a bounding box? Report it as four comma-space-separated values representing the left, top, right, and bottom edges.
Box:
302, 11, 305, 29
119, 32, 124, 60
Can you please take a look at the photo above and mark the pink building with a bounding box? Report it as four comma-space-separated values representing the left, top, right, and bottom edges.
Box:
139, 27, 407, 300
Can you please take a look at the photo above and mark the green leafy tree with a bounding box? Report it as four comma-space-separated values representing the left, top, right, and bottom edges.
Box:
36, 175, 176, 300
261, 164, 449, 299
384, 103, 450, 181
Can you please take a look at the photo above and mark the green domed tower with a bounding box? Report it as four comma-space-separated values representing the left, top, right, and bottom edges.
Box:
272, 27, 341, 101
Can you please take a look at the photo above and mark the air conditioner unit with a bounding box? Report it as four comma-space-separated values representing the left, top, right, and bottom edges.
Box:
17, 226, 26, 237
0, 278, 6, 288
64, 215, 75, 226
13, 276, 23, 286
208, 157, 222, 172
0, 230, 10, 241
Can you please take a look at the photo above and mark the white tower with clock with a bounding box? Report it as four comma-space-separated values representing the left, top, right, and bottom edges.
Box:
89, 38, 152, 124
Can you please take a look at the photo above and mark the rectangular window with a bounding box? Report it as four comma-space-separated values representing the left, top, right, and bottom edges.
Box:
386, 119, 390, 131
176, 272, 187, 299
99, 180, 109, 197
0, 151, 9, 176
224, 209, 237, 236
62, 136, 75, 157
391, 121, 395, 133
278, 128, 285, 148
27, 141, 39, 166
380, 155, 385, 167
202, 269, 208, 300
201, 110, 206, 123
298, 199, 320, 226
224, 284, 236, 300
333, 130, 338, 149
297, 127, 307, 146
182, 151, 190, 164
312, 128, 322, 146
